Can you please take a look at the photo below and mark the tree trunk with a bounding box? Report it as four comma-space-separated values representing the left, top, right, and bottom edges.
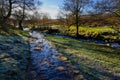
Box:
76, 9, 79, 38
19, 20, 23, 30
18, 0, 25, 30
4, 0, 12, 21
0, 0, 12, 30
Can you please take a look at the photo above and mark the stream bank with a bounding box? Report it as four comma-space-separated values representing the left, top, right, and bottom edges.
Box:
46, 33, 120, 48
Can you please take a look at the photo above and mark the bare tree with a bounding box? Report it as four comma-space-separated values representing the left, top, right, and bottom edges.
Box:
28, 11, 42, 26
93, 0, 120, 18
57, 11, 74, 27
62, 0, 90, 37
13, 0, 42, 30
41, 13, 51, 26
0, 0, 42, 30
0, 0, 13, 30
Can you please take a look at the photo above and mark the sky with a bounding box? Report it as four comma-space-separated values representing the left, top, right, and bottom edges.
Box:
39, 0, 64, 19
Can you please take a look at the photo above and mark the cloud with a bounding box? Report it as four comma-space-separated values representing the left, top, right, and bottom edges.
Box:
40, 7, 59, 19
36, 0, 64, 19
37, 3, 60, 19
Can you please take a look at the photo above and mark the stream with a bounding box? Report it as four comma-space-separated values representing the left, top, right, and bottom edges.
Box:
49, 34, 120, 48
28, 31, 84, 80
23, 28, 120, 48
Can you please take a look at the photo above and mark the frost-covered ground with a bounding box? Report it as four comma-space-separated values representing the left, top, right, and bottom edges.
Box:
0, 33, 30, 80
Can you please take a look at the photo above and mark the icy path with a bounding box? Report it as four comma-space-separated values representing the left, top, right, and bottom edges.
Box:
28, 31, 85, 80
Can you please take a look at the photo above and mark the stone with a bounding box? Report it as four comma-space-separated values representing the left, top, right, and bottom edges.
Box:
32, 37, 38, 40
34, 46, 43, 50
74, 75, 85, 80
55, 66, 65, 71
0, 53, 10, 59
38, 41, 43, 44
106, 43, 110, 46
73, 70, 79, 74
55, 56, 68, 61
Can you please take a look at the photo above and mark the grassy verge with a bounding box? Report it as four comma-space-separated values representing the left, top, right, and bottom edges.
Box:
59, 26, 120, 42
46, 34, 120, 80
0, 29, 30, 80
